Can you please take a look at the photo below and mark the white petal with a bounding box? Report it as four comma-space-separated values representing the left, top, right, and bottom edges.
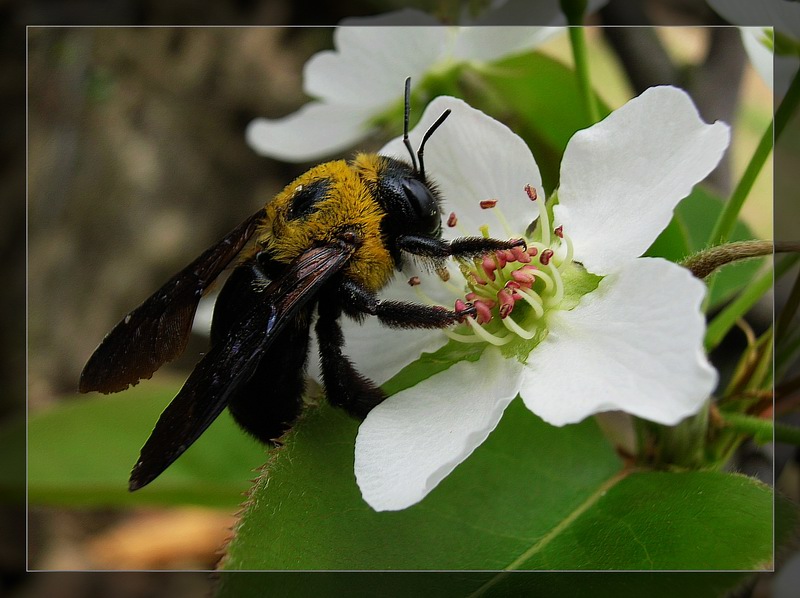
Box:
737, 25, 800, 98
304, 24, 447, 108
309, 317, 448, 388
246, 102, 369, 162
355, 347, 523, 511
380, 96, 543, 241
707, 0, 800, 95
741, 27, 774, 91
518, 257, 717, 426
306, 260, 466, 387
555, 86, 730, 274
707, 0, 800, 40
452, 26, 561, 63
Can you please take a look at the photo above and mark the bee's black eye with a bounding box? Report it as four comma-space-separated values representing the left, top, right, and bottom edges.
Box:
287, 179, 332, 220
402, 178, 440, 235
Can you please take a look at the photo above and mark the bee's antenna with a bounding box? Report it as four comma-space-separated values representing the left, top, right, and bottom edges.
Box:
417, 108, 451, 182
403, 77, 419, 173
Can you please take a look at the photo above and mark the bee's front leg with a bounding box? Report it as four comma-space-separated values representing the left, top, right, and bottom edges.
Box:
396, 234, 525, 262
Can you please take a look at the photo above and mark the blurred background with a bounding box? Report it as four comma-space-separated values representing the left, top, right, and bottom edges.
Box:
5, 0, 793, 596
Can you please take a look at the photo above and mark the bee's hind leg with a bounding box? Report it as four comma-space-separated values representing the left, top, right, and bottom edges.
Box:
315, 275, 481, 419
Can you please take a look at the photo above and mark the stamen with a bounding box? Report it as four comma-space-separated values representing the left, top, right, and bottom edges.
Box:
473, 300, 493, 324
442, 278, 468, 296
504, 280, 522, 295
510, 265, 536, 285
501, 313, 537, 339
497, 289, 515, 318
471, 257, 485, 277
468, 284, 499, 301
444, 328, 487, 343
516, 287, 545, 319
480, 199, 498, 209
469, 272, 488, 286
526, 184, 551, 246
465, 292, 494, 306
511, 245, 531, 263
447, 212, 458, 227
546, 260, 565, 306
532, 269, 555, 297
412, 286, 449, 309
499, 249, 516, 263
492, 207, 515, 239
465, 317, 514, 345
408, 276, 421, 286
481, 256, 497, 281
560, 232, 574, 265
540, 248, 554, 266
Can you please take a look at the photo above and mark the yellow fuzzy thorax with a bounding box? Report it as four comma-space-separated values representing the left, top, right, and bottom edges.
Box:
258, 154, 397, 293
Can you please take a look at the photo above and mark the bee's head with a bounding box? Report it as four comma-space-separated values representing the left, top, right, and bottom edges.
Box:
374, 157, 442, 237
372, 77, 451, 237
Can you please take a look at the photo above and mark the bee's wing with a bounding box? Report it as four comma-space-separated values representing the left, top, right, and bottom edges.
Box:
128, 242, 355, 491
79, 209, 266, 394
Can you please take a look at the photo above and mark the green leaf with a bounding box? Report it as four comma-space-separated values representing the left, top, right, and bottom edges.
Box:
217, 571, 751, 598
516, 471, 775, 570
381, 339, 484, 397
18, 382, 268, 508
220, 399, 777, 573
645, 186, 763, 309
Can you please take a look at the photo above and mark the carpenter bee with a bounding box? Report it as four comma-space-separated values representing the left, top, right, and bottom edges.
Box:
79, 79, 524, 491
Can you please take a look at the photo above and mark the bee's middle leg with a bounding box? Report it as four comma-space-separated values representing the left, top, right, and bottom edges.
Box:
339, 277, 476, 329
315, 299, 386, 418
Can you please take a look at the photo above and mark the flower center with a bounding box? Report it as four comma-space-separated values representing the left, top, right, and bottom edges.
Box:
445, 185, 575, 347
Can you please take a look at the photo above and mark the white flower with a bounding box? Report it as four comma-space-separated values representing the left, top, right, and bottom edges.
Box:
739, 27, 776, 91
348, 88, 730, 511
245, 15, 564, 162
707, 0, 800, 96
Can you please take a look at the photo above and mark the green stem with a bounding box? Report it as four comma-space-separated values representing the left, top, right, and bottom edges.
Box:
746, 326, 774, 391
706, 120, 772, 247
720, 412, 800, 446
776, 258, 800, 345
560, 0, 599, 126
777, 329, 800, 380
705, 254, 800, 352
568, 27, 599, 124
775, 63, 800, 140
681, 239, 773, 279
707, 68, 800, 248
